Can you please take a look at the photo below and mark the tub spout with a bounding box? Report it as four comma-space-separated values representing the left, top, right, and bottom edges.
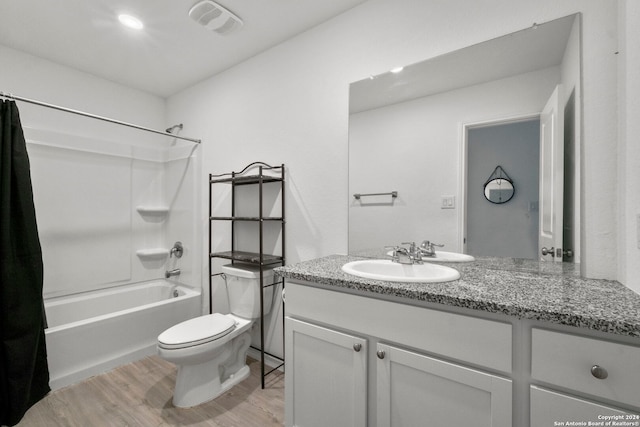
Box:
165, 268, 181, 278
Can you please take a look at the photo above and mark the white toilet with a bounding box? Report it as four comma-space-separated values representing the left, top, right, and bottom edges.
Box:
157, 263, 274, 407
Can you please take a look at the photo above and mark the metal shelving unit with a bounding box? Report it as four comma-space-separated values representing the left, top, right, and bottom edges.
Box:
208, 162, 285, 389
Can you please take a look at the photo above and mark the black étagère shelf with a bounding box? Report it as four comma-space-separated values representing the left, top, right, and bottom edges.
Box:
208, 161, 285, 390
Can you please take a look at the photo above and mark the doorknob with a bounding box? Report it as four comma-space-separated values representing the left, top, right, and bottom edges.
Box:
563, 249, 573, 258
541, 247, 555, 257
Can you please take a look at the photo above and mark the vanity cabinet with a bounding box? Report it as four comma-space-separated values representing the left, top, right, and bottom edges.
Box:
278, 255, 640, 426
530, 328, 640, 424
284, 281, 513, 427
376, 343, 511, 427
285, 318, 367, 427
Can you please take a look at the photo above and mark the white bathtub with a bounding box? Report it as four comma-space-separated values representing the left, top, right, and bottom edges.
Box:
44, 279, 201, 390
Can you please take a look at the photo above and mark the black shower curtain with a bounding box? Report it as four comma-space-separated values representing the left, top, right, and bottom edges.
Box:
0, 100, 50, 426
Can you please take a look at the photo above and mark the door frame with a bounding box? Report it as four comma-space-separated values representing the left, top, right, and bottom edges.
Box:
539, 85, 564, 262
458, 113, 541, 254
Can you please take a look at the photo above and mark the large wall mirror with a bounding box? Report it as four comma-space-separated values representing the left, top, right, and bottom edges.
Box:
348, 14, 581, 263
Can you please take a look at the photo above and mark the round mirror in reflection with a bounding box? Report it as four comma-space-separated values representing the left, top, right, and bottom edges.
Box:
484, 178, 514, 204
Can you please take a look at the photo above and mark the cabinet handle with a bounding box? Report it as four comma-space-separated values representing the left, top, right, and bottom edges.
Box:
376, 350, 386, 359
591, 365, 608, 380
353, 343, 362, 352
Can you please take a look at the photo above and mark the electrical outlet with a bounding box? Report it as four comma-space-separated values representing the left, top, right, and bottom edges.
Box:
441, 195, 455, 209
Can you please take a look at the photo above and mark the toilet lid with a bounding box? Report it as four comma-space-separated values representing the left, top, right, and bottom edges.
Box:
158, 313, 236, 349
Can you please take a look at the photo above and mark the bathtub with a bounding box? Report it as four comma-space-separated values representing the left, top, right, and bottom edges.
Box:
44, 279, 201, 390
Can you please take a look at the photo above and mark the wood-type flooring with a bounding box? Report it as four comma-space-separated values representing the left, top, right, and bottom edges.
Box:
16, 356, 284, 427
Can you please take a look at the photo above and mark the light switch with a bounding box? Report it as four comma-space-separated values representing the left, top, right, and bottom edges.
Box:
441, 195, 455, 209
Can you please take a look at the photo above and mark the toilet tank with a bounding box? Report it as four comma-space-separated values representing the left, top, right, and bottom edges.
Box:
221, 263, 276, 319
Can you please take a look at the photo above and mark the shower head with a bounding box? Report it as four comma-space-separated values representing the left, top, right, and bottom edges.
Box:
166, 123, 183, 133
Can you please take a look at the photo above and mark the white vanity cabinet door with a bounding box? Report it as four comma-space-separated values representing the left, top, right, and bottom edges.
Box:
285, 317, 368, 427
530, 386, 632, 426
376, 344, 512, 427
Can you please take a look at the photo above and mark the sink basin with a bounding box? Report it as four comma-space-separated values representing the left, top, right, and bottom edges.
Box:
385, 250, 475, 263
342, 259, 460, 283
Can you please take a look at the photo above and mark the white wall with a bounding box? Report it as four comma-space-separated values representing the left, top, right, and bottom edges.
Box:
618, 0, 640, 293
0, 45, 165, 144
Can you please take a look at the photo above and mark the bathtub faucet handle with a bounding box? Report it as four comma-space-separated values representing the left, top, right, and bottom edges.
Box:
170, 241, 183, 258
165, 269, 181, 278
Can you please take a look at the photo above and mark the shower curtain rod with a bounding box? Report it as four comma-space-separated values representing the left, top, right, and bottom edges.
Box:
0, 91, 201, 144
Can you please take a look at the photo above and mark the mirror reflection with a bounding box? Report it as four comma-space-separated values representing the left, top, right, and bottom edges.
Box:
484, 179, 515, 204
348, 14, 580, 263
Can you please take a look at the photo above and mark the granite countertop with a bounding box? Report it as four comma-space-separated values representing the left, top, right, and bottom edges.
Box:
275, 254, 640, 338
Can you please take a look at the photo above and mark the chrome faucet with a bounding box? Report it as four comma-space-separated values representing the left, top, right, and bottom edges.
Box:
165, 268, 181, 278
419, 240, 444, 257
393, 247, 413, 264
387, 242, 423, 264
386, 240, 446, 264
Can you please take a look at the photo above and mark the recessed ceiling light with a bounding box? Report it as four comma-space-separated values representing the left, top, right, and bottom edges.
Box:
390, 66, 404, 74
118, 14, 144, 30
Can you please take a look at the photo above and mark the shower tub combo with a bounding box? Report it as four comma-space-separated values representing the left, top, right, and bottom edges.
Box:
44, 279, 200, 390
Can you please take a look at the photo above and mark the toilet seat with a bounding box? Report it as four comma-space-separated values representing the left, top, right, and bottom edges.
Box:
158, 313, 236, 350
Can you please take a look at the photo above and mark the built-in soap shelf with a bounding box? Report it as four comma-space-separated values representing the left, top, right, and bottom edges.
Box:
135, 248, 170, 259
136, 205, 169, 222
136, 206, 169, 215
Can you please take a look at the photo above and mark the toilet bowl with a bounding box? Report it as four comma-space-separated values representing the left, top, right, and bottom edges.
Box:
157, 263, 274, 407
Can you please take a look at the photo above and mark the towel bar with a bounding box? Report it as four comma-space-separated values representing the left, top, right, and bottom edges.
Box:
353, 191, 398, 200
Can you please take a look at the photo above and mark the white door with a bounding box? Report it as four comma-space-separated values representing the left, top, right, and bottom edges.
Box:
539, 85, 564, 262
284, 317, 368, 427
376, 344, 512, 427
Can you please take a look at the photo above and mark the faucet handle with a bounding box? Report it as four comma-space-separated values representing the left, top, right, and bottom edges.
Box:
384, 245, 398, 253
384, 245, 400, 260
420, 240, 444, 249
419, 240, 444, 257
170, 241, 184, 258
402, 242, 416, 251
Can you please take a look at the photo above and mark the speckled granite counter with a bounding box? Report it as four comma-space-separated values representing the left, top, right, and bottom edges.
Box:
275, 254, 640, 338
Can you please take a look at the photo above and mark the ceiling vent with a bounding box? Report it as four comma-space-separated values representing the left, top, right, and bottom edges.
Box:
189, 1, 243, 35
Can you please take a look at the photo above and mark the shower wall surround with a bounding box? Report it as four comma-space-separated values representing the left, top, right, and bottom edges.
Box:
26, 126, 200, 298
0, 44, 202, 301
